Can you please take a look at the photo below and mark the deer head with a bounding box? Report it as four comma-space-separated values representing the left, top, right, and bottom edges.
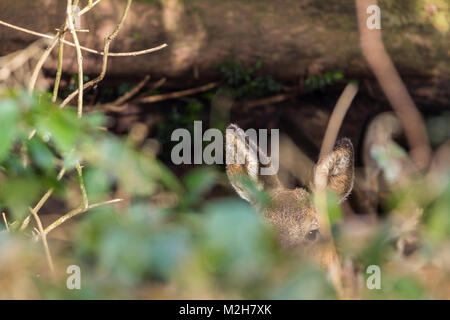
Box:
225, 124, 354, 248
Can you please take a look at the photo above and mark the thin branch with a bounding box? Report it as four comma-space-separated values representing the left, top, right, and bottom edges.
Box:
20, 168, 66, 231
241, 93, 290, 109
67, 0, 84, 117
28, 6, 71, 95
79, 0, 102, 16
29, 207, 54, 273
91, 44, 167, 57
137, 82, 220, 104
28, 37, 58, 93
0, 20, 58, 42
76, 163, 89, 209
0, 20, 167, 57
313, 83, 358, 300
52, 33, 66, 102
318, 82, 358, 160
60, 0, 133, 109
0, 40, 45, 81
112, 75, 150, 106
99, 77, 166, 112
2, 212, 9, 231
42, 199, 123, 236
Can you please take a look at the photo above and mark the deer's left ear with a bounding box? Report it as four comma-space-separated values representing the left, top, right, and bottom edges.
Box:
314, 138, 354, 203
225, 124, 282, 204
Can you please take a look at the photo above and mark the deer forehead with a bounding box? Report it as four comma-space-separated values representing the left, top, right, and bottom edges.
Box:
264, 188, 317, 221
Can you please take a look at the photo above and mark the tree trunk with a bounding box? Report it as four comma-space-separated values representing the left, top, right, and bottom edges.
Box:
0, 0, 448, 96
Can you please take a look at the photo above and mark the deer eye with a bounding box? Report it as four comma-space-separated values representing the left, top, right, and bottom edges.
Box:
306, 229, 319, 242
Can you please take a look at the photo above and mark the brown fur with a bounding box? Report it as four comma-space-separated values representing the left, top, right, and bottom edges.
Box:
226, 124, 354, 248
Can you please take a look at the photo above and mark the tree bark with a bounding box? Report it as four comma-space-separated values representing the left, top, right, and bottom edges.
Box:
0, 0, 448, 91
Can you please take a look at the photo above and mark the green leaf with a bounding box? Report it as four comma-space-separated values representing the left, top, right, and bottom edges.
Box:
27, 138, 56, 172
0, 99, 20, 162
425, 184, 450, 242
182, 168, 218, 206
392, 277, 427, 299
0, 176, 42, 220
84, 167, 112, 202
37, 108, 81, 153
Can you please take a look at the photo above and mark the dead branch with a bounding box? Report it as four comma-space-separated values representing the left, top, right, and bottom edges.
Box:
60, 0, 133, 110
0, 20, 167, 57
52, 33, 66, 102
29, 207, 54, 273
2, 212, 9, 231
355, 0, 431, 170
28, 38, 59, 93
66, 0, 84, 117
241, 93, 291, 109
78, 0, 103, 15
20, 168, 66, 231
318, 82, 358, 160
0, 39, 48, 88
137, 82, 220, 104
98, 77, 165, 113
112, 75, 150, 106
42, 199, 123, 237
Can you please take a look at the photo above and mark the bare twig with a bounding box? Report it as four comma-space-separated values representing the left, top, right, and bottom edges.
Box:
60, 0, 133, 110
318, 82, 358, 160
147, 77, 167, 91
137, 82, 220, 104
0, 20, 167, 57
42, 199, 123, 236
76, 163, 89, 209
241, 93, 291, 109
79, 0, 102, 16
355, 0, 431, 170
28, 38, 58, 93
28, 0, 75, 95
99, 77, 166, 112
0, 40, 46, 82
312, 83, 358, 299
2, 212, 9, 231
52, 33, 66, 102
29, 207, 54, 273
112, 75, 150, 106
66, 0, 84, 117
20, 168, 66, 231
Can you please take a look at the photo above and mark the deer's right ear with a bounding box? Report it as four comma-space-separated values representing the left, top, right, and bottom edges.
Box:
225, 124, 281, 203
314, 138, 355, 203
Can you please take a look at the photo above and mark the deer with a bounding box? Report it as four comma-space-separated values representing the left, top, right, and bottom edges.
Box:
225, 108, 449, 298
225, 123, 355, 249
225, 123, 355, 297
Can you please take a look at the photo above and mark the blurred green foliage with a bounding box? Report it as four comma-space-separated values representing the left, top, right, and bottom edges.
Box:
0, 90, 180, 220
427, 112, 450, 147
0, 89, 449, 300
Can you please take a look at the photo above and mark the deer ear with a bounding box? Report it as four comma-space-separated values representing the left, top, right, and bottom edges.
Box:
225, 124, 281, 203
314, 138, 354, 203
